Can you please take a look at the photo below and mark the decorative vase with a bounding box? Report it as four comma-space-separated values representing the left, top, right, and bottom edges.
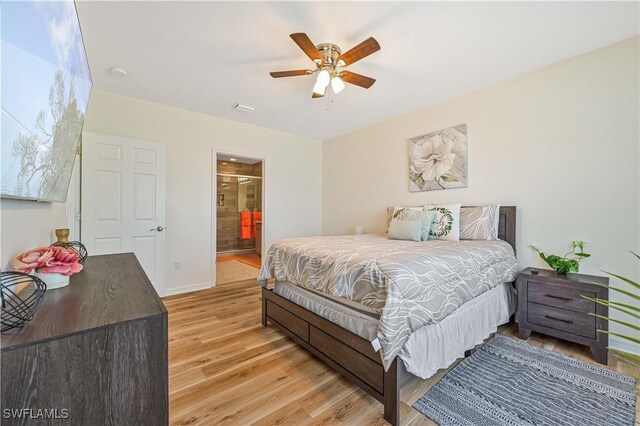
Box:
55, 228, 70, 243
34, 271, 70, 289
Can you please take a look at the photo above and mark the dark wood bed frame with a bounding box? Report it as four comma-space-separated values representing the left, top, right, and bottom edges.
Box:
261, 206, 517, 425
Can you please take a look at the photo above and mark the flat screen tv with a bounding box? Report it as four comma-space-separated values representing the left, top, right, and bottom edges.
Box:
1, 0, 92, 202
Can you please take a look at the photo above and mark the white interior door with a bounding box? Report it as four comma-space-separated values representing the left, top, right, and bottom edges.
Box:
81, 132, 166, 296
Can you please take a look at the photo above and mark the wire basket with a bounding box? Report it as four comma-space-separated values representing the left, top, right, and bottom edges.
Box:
50, 241, 88, 265
1, 271, 47, 333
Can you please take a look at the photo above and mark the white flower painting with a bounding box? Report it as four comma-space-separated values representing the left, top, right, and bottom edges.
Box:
408, 124, 468, 192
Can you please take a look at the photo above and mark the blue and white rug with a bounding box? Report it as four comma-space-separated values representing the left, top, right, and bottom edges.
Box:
413, 335, 637, 426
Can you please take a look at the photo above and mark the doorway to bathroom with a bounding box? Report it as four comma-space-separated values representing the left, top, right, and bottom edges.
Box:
215, 154, 263, 285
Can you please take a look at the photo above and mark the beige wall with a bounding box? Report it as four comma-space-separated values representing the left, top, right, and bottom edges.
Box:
1, 200, 70, 269
1, 37, 637, 352
83, 90, 323, 295
323, 38, 640, 351
1, 163, 79, 270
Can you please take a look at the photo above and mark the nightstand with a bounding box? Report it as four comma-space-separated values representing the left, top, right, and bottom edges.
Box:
516, 267, 609, 364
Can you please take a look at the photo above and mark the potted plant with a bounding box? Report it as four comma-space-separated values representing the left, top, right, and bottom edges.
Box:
584, 252, 640, 368
531, 240, 590, 274
11, 246, 83, 289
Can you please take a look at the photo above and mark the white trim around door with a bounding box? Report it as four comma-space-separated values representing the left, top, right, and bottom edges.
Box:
211, 148, 266, 287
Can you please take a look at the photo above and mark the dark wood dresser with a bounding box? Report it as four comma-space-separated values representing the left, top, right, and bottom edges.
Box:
517, 267, 608, 364
1, 253, 168, 425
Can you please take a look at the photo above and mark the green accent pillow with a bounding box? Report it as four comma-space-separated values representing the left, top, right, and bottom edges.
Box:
398, 209, 436, 241
388, 219, 422, 242
387, 206, 422, 230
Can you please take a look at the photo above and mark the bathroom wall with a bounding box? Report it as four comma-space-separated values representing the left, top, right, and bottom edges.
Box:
216, 160, 262, 252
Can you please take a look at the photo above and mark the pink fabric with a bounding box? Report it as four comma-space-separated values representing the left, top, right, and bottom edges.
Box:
12, 246, 83, 276
11, 247, 53, 275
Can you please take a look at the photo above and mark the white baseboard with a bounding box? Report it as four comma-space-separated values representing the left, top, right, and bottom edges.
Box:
163, 281, 212, 297
609, 335, 640, 356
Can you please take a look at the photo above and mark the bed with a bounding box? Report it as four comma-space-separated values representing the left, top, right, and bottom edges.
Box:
259, 206, 517, 425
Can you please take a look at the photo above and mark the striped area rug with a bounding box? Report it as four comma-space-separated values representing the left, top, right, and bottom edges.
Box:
413, 335, 637, 426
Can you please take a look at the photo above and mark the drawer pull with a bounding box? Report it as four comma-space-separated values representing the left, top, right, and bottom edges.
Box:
545, 315, 573, 324
544, 294, 573, 302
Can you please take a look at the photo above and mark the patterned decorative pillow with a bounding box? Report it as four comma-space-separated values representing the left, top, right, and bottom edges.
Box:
386, 206, 422, 231
423, 204, 461, 241
460, 205, 500, 240
397, 209, 436, 241
388, 219, 422, 242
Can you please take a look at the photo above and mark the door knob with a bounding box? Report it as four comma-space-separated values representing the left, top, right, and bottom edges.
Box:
150, 226, 165, 232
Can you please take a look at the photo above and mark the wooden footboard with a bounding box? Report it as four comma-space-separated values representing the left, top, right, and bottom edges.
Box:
261, 287, 400, 425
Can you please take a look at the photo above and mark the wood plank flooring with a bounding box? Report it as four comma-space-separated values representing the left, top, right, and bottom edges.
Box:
164, 279, 639, 426
217, 253, 262, 269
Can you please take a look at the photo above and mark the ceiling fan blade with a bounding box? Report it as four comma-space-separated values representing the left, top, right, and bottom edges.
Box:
270, 70, 311, 78
337, 37, 380, 66
340, 71, 376, 89
290, 33, 323, 63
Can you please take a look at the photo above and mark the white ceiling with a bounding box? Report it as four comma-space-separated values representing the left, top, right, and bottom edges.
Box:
76, 1, 639, 140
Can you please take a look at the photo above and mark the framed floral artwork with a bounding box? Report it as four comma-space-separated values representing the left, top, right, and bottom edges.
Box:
408, 124, 468, 192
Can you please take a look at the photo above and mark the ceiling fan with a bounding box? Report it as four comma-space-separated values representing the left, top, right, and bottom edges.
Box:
270, 33, 380, 99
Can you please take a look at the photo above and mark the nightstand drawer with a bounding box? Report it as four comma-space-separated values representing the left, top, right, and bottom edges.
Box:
528, 303, 596, 339
527, 281, 596, 313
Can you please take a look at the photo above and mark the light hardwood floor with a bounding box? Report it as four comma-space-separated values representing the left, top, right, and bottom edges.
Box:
164, 279, 640, 426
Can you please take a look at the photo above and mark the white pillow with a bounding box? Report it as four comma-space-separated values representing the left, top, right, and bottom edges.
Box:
423, 204, 461, 241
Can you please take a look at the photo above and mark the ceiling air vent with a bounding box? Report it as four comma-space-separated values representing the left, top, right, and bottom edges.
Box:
232, 103, 257, 113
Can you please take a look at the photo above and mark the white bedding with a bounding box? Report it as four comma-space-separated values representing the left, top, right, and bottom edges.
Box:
274, 280, 516, 379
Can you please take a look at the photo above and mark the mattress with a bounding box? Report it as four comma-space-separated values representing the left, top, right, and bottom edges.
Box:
260, 234, 518, 369
274, 280, 516, 379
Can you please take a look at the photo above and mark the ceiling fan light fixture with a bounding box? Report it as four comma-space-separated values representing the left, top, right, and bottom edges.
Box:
316, 69, 331, 88
312, 80, 327, 96
331, 76, 345, 94
270, 33, 380, 99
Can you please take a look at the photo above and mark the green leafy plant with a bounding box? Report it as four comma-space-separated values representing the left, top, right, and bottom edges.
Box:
531, 240, 591, 274
582, 251, 640, 368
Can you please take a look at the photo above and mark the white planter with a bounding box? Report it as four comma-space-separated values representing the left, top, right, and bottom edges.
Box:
34, 272, 70, 289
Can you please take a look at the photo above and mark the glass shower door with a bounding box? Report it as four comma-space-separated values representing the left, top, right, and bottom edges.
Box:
237, 177, 261, 250
216, 174, 262, 253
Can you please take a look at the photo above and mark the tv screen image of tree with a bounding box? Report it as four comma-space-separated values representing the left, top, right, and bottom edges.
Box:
1, 0, 92, 202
